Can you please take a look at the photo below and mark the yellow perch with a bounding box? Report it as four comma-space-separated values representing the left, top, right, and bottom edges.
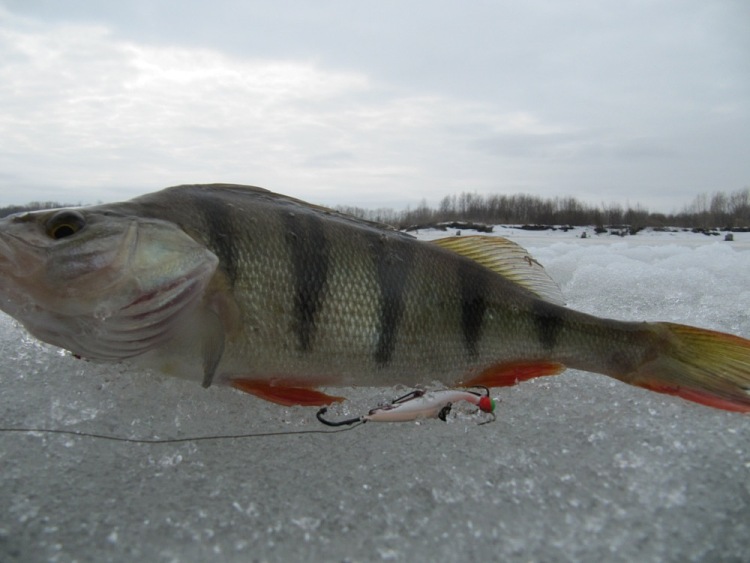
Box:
1, 184, 749, 411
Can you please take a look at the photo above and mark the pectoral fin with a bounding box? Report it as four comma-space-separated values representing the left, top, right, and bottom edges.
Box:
230, 378, 346, 406
201, 309, 225, 388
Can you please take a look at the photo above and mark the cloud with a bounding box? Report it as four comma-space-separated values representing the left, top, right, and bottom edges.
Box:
0, 16, 372, 200
0, 12, 570, 207
0, 2, 747, 212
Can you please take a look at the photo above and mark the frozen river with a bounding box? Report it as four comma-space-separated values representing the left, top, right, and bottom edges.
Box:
1, 227, 749, 562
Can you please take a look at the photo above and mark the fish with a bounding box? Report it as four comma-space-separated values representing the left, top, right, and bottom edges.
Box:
1, 183, 749, 412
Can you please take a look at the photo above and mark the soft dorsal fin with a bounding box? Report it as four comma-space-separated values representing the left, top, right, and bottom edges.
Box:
432, 235, 565, 305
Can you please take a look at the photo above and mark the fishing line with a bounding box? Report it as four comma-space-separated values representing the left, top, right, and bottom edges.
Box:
0, 387, 495, 443
0, 423, 364, 444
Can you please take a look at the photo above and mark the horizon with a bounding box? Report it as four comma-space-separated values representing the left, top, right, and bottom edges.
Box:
3, 185, 748, 229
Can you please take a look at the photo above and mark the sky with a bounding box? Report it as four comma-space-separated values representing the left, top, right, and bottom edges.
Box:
0, 1, 748, 212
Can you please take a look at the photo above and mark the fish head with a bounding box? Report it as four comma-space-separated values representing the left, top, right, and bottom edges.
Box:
0, 206, 219, 361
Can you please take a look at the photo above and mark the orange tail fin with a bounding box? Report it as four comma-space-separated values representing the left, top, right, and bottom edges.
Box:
622, 323, 750, 413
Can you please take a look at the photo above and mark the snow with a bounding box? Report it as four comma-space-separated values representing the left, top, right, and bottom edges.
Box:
1, 228, 749, 562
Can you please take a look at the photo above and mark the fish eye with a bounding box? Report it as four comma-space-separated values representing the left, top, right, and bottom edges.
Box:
45, 210, 86, 240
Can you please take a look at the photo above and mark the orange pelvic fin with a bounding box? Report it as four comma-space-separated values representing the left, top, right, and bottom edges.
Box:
464, 361, 565, 388
230, 378, 346, 407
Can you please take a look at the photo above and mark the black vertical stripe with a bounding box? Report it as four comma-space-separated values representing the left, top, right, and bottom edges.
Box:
458, 261, 488, 358
284, 212, 329, 352
371, 234, 412, 366
533, 300, 564, 349
196, 193, 239, 285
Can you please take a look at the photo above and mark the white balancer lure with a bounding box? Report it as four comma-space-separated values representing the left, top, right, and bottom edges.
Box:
316, 388, 496, 426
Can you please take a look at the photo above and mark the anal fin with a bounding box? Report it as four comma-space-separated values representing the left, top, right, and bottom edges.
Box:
463, 361, 565, 388
230, 378, 346, 407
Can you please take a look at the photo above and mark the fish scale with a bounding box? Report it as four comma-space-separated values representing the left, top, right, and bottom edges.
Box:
1, 183, 749, 412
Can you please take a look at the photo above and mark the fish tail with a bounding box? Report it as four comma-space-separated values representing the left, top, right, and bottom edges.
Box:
619, 322, 750, 412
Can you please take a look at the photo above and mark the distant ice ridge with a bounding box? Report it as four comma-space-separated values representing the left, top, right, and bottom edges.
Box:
1, 229, 749, 562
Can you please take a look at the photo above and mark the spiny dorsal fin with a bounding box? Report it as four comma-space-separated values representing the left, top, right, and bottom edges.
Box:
433, 235, 565, 306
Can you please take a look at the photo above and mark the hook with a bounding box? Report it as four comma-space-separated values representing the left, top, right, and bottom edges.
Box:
316, 407, 364, 427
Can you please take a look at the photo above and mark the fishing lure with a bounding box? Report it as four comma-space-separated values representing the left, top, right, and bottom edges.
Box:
316, 387, 497, 426
0, 388, 496, 443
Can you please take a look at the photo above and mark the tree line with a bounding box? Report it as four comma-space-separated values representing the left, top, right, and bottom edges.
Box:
337, 187, 750, 230
2, 187, 749, 230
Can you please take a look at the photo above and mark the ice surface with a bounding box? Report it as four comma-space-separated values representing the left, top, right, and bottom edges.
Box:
1, 229, 749, 562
